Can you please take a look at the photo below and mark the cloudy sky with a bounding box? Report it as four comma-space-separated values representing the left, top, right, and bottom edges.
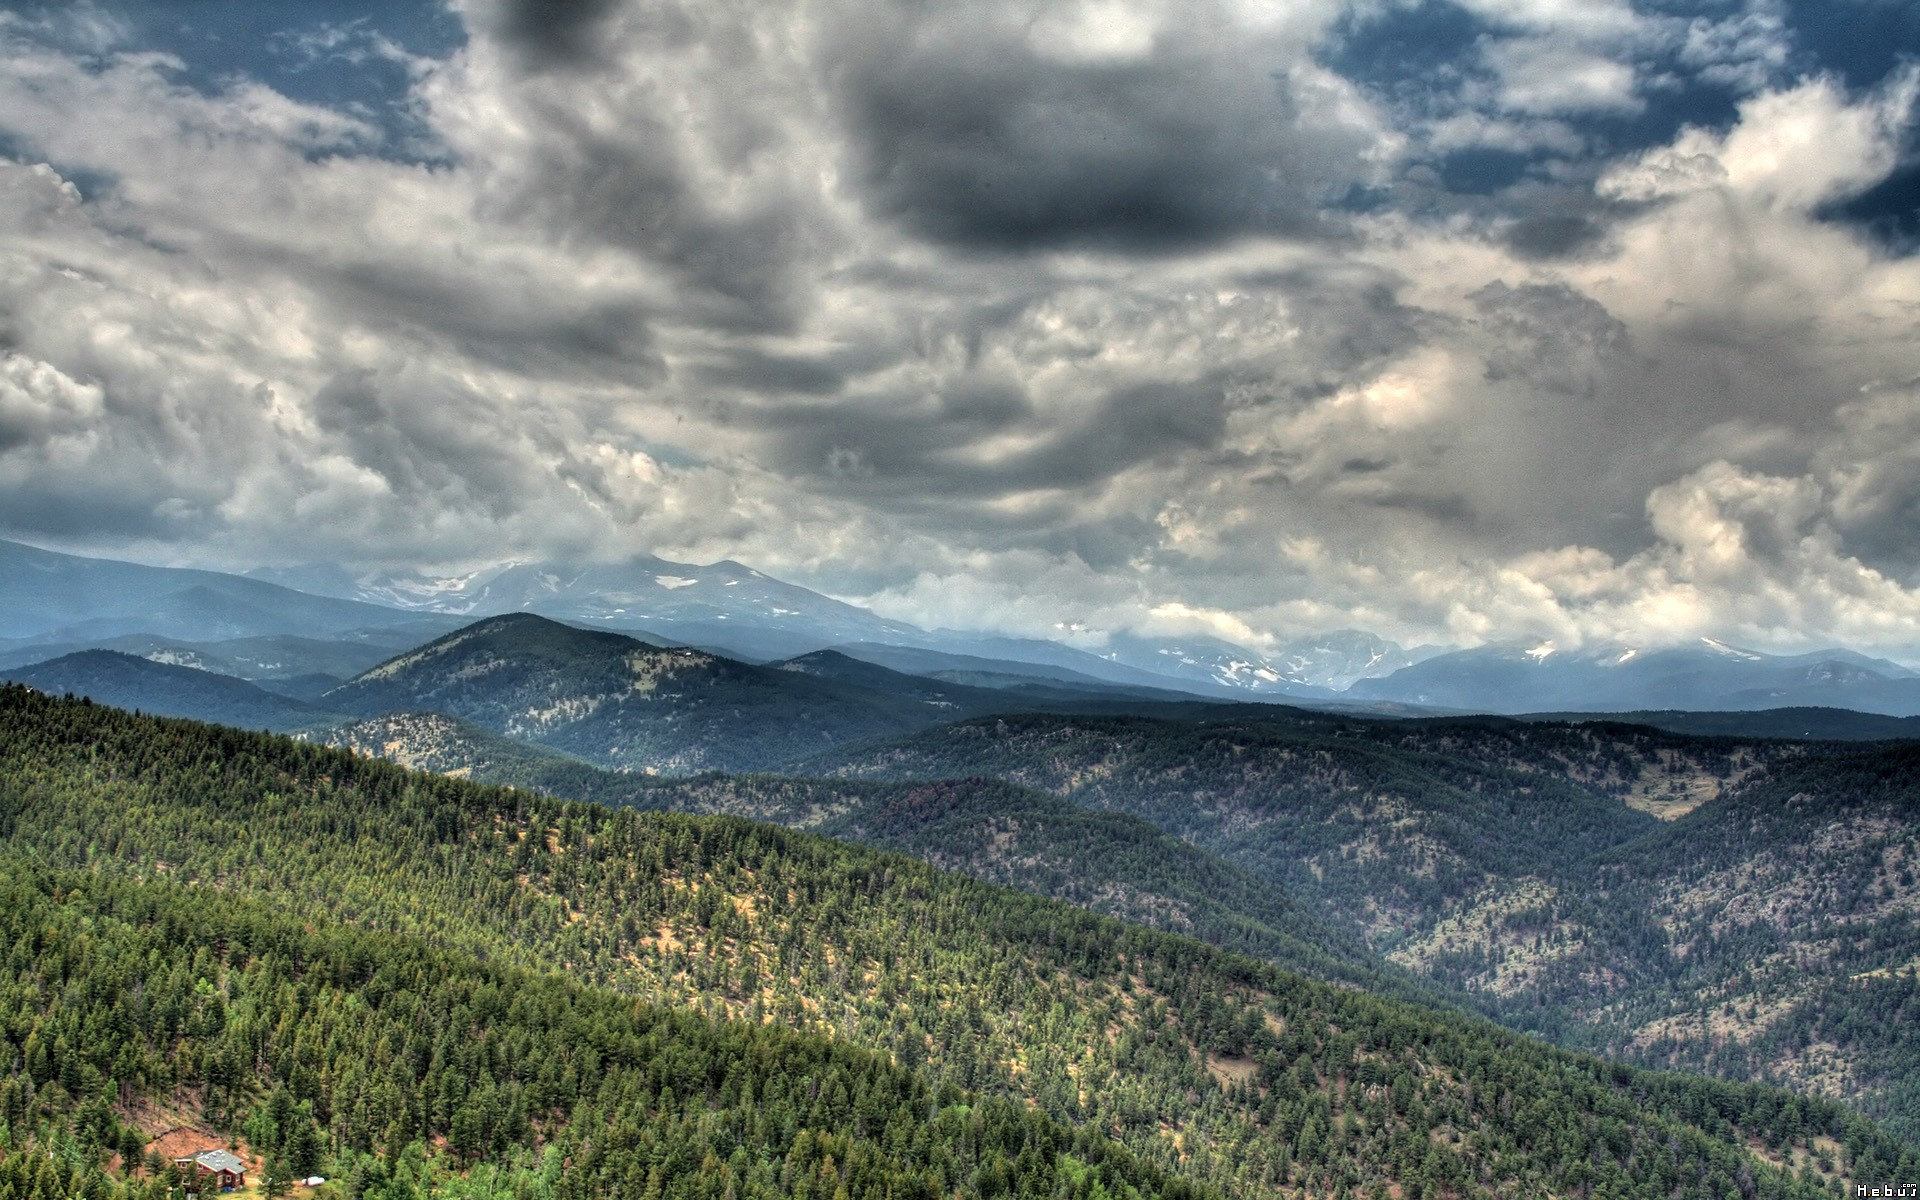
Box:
1, 0, 1918, 655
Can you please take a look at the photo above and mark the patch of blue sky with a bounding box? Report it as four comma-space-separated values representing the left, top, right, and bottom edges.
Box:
1782, 0, 1920, 248
1319, 0, 1917, 247
2, 0, 463, 159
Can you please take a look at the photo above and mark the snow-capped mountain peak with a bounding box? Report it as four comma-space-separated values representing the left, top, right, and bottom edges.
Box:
1699, 637, 1764, 661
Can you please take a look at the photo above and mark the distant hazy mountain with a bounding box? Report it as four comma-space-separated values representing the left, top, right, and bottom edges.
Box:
251, 556, 930, 662
1271, 629, 1442, 689
248, 554, 1432, 698
831, 641, 1232, 699
0, 539, 446, 643
0, 628, 455, 703
1099, 629, 1432, 695
1349, 637, 1920, 715
1, 650, 335, 732
21, 540, 1916, 718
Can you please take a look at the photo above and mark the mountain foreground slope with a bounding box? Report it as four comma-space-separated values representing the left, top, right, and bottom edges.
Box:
3, 686, 1911, 1199
0, 856, 1191, 1200
320, 710, 1422, 1002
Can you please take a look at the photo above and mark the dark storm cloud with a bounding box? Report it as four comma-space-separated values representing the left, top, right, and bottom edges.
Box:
822, 9, 1379, 252
477, 0, 625, 68
1502, 213, 1607, 259
307, 368, 553, 518
745, 373, 1223, 503
318, 261, 663, 383
7, 0, 1920, 652
1234, 263, 1430, 400
475, 88, 821, 335
693, 348, 848, 396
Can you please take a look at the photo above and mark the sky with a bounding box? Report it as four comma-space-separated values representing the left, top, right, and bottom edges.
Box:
0, 0, 1918, 657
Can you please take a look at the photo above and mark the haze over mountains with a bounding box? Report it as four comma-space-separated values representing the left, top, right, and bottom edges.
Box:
10, 538, 1920, 718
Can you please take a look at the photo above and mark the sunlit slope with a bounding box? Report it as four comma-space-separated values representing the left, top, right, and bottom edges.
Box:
2, 687, 1913, 1199
323, 710, 1417, 1000
0, 858, 1202, 1200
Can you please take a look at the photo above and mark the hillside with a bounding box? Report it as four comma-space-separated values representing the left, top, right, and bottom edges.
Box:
0, 650, 336, 733
794, 712, 1670, 935
320, 613, 960, 772
1390, 744, 1920, 1140
1528, 707, 1920, 742
4, 687, 1911, 1199
321, 712, 1415, 1000
798, 711, 1920, 1137
0, 861, 1197, 1200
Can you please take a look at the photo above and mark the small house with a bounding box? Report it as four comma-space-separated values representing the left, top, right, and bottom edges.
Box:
175, 1149, 248, 1193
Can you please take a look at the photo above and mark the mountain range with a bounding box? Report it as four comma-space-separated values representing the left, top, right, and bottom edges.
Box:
8, 537, 1920, 1175
36, 604, 1914, 1144
1350, 638, 1920, 716
0, 537, 454, 644
13, 537, 1920, 716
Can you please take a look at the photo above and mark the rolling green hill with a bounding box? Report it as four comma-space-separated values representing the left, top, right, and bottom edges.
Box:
1, 686, 1914, 1200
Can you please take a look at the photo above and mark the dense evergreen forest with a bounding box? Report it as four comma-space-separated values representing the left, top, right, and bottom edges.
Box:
792, 713, 1920, 1139
1423, 744, 1920, 1141
3, 687, 1917, 1200
322, 711, 1434, 1004
0, 858, 1192, 1200
793, 712, 1686, 933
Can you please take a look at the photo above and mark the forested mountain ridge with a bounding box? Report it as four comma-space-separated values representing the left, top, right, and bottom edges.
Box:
1398, 743, 1920, 1140
795, 711, 1920, 1138
3, 687, 1910, 1200
792, 713, 1671, 938
321, 711, 1426, 1002
320, 613, 958, 772
318, 613, 1239, 773
0, 859, 1200, 1200
1, 649, 337, 733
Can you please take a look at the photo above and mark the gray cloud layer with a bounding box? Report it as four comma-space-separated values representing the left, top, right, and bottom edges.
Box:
1, 0, 1918, 657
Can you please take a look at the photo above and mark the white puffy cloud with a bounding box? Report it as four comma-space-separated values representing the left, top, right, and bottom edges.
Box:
0, 3, 1916, 660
